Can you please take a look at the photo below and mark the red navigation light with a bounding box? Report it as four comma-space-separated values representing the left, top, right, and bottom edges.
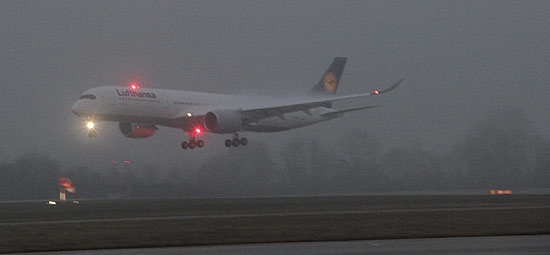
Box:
111, 160, 118, 164
195, 128, 202, 134
130, 84, 139, 90
124, 161, 131, 164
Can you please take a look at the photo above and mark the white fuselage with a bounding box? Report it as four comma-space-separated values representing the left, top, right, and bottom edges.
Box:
71, 86, 338, 133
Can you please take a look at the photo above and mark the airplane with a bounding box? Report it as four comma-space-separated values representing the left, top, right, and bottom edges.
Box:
71, 57, 401, 150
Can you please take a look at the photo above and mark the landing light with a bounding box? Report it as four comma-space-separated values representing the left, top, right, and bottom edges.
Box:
87, 122, 95, 129
187, 112, 192, 117
374, 90, 379, 95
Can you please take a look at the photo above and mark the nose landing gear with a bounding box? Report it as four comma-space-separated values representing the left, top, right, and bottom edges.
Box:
88, 129, 97, 138
225, 133, 248, 148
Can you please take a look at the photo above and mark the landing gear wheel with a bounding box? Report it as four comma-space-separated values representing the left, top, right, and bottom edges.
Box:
197, 140, 204, 148
181, 141, 189, 150
232, 138, 240, 147
225, 133, 248, 148
189, 140, 197, 149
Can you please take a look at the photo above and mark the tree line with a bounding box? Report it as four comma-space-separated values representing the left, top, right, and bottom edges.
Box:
1, 107, 549, 200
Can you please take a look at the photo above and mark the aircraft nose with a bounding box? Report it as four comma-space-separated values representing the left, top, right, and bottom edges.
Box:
71, 101, 82, 116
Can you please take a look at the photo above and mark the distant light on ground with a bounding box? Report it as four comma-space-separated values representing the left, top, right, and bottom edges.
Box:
490, 189, 513, 195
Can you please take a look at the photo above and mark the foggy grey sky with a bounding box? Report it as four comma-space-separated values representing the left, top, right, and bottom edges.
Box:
1, 1, 549, 170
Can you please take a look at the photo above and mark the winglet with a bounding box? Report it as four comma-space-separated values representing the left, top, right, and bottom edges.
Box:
371, 78, 403, 95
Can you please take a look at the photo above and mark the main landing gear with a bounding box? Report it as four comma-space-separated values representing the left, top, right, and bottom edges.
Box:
225, 133, 248, 148
180, 132, 248, 149
181, 133, 204, 150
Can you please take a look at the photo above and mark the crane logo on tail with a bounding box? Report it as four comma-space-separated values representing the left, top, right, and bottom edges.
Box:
323, 72, 338, 93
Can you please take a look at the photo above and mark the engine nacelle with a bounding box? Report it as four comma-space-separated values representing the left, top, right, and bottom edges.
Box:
118, 122, 156, 138
204, 110, 242, 134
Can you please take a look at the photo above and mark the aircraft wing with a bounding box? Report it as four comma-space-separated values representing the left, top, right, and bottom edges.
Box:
318, 105, 379, 117
239, 79, 402, 122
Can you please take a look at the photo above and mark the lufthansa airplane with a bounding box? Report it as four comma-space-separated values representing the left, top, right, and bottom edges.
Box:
72, 57, 401, 150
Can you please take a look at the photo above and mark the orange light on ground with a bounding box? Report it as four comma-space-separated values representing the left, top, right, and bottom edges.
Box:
490, 189, 513, 195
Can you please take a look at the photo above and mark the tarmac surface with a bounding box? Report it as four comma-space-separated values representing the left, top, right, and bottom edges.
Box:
8, 235, 550, 255
1, 195, 550, 253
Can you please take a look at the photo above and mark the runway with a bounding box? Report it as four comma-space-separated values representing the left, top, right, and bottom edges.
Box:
9, 235, 550, 255
2, 204, 550, 227
2, 195, 550, 253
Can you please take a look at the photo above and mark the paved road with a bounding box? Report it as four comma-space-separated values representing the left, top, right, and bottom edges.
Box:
3, 204, 550, 227
9, 235, 550, 255
2, 196, 550, 253
2, 195, 550, 227
3, 195, 550, 224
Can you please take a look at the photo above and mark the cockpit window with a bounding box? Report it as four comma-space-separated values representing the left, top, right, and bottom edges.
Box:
79, 94, 96, 100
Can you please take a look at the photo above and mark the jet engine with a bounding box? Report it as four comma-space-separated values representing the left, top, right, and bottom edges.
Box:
118, 122, 156, 138
204, 110, 242, 134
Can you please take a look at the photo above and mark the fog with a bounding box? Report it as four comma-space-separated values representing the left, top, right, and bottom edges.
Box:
2, 107, 549, 200
1, 1, 550, 199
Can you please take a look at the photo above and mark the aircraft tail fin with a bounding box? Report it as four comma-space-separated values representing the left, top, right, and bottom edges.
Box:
311, 57, 347, 95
